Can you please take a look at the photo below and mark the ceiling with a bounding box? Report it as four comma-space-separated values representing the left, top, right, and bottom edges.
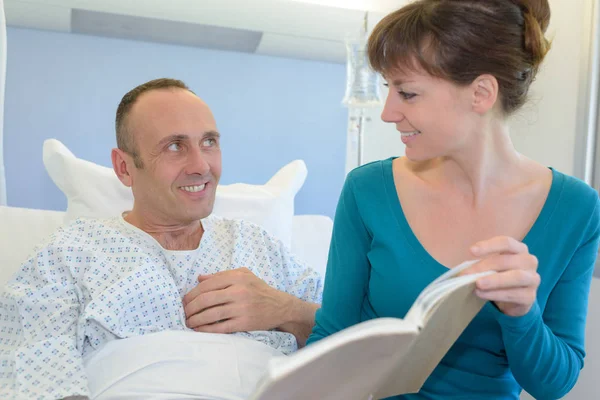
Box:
3, 0, 407, 64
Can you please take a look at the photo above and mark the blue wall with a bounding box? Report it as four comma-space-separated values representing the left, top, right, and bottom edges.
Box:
3, 27, 347, 218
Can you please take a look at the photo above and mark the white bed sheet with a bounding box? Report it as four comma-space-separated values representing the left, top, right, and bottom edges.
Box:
83, 330, 286, 400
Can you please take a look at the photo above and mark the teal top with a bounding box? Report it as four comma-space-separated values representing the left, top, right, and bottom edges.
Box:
307, 158, 600, 400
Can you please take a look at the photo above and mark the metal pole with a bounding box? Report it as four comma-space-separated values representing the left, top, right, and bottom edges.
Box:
585, 0, 600, 187
358, 109, 365, 166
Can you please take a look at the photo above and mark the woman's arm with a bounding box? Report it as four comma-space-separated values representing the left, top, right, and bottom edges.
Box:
307, 172, 373, 345
490, 200, 600, 399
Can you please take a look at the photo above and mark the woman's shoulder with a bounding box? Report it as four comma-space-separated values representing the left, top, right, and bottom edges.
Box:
346, 157, 395, 186
548, 169, 600, 240
552, 168, 599, 211
338, 158, 398, 212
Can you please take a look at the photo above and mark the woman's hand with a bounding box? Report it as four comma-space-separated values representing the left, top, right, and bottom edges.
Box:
463, 236, 540, 317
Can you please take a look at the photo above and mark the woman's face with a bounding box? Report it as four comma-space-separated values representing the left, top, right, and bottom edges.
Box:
381, 67, 479, 162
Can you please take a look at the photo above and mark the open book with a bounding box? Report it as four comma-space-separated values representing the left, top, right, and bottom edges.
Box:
250, 260, 495, 400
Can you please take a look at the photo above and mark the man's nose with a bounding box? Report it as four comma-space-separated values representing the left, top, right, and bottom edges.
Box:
185, 147, 210, 176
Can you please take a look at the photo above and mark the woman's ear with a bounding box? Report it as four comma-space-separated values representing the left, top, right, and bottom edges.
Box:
471, 74, 499, 114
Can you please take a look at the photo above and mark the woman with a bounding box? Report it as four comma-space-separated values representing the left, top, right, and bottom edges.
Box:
307, 0, 600, 399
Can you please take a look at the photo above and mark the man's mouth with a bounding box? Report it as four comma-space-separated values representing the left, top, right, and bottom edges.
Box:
179, 184, 206, 193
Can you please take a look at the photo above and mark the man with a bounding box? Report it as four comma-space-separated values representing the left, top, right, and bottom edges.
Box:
0, 78, 322, 399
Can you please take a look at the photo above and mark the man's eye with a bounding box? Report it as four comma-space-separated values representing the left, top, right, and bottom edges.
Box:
203, 138, 216, 147
168, 143, 181, 152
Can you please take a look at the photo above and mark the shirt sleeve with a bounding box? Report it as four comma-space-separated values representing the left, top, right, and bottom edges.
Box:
488, 198, 600, 399
306, 172, 372, 345
258, 225, 324, 305
0, 241, 89, 399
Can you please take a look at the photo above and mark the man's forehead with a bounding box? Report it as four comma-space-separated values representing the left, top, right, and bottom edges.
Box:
131, 89, 215, 123
155, 131, 220, 147
129, 89, 217, 145
134, 88, 209, 112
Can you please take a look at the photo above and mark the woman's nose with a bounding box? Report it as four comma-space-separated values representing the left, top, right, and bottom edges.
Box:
380, 92, 405, 124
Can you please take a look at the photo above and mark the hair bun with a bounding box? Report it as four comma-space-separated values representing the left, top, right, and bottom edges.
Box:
513, 0, 551, 69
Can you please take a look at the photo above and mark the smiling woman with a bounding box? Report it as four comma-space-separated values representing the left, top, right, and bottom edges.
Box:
307, 1, 600, 399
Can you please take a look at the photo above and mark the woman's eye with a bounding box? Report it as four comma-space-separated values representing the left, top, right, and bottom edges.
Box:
383, 83, 416, 100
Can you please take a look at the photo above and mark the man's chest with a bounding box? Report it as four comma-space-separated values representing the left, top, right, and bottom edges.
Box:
76, 239, 276, 304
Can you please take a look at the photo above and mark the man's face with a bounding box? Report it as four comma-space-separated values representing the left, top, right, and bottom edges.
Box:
124, 88, 222, 225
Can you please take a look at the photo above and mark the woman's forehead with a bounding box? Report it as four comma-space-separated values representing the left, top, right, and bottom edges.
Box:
383, 68, 430, 85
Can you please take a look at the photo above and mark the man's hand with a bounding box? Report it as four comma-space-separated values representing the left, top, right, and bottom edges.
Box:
462, 236, 540, 317
183, 268, 319, 346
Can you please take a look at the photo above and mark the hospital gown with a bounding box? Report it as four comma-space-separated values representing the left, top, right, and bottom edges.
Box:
0, 215, 323, 399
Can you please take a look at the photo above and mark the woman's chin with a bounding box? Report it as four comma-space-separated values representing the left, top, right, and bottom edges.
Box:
404, 148, 434, 163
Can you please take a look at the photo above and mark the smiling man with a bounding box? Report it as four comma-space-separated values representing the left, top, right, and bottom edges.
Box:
0, 78, 322, 399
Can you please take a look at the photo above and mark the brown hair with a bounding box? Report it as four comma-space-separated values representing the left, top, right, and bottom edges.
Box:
368, 0, 552, 115
115, 78, 193, 168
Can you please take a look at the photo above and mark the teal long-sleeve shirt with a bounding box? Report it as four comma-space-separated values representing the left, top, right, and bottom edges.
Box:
307, 158, 600, 400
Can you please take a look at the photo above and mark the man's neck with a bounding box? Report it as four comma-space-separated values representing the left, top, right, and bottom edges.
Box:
123, 211, 204, 251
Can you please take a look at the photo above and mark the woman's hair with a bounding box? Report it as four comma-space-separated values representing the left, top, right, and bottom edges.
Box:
368, 0, 552, 115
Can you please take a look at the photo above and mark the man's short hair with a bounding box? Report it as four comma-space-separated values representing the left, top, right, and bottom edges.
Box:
115, 78, 193, 168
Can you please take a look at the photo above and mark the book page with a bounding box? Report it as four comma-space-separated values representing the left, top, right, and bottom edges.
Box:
251, 319, 419, 400
252, 260, 494, 400
405, 260, 492, 327
374, 281, 488, 399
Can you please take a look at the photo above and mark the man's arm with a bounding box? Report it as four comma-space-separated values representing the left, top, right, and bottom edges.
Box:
183, 267, 321, 346
183, 221, 324, 347
0, 242, 89, 399
277, 293, 320, 347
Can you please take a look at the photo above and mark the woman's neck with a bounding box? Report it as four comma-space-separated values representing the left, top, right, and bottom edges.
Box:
427, 120, 525, 207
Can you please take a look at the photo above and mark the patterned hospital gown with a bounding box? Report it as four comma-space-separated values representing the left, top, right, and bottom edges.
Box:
0, 215, 323, 399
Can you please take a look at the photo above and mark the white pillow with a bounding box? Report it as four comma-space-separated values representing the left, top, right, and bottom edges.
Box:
42, 139, 307, 248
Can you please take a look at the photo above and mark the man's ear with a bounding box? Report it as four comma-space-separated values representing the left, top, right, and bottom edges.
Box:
112, 148, 134, 187
471, 74, 499, 114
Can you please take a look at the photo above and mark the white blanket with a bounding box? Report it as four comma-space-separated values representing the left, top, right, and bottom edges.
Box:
84, 330, 286, 400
